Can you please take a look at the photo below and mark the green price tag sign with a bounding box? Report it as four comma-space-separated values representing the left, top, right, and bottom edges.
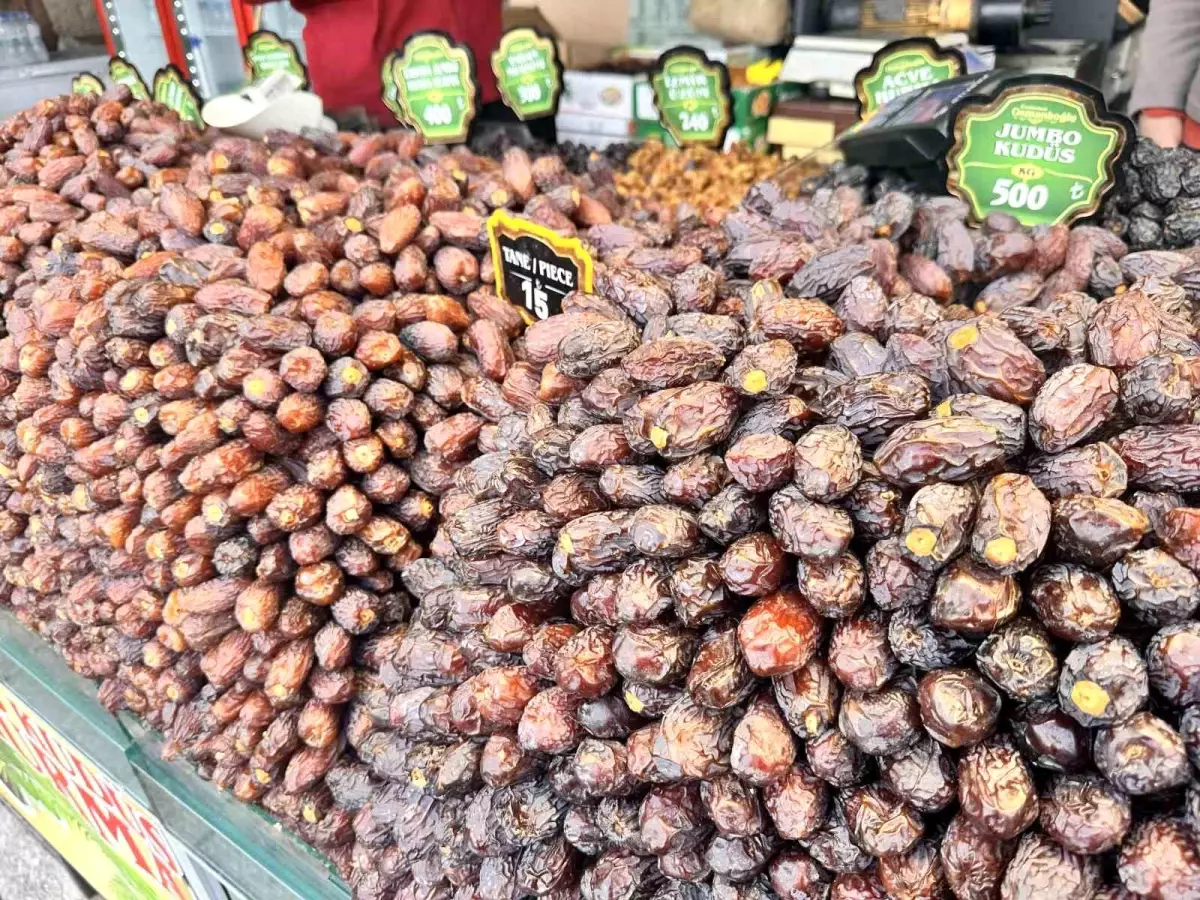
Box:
71, 73, 104, 97
152, 64, 203, 126
946, 80, 1132, 227
855, 38, 965, 121
651, 46, 732, 147
382, 30, 477, 144
108, 57, 149, 101
381, 51, 402, 122
491, 27, 561, 121
244, 29, 309, 88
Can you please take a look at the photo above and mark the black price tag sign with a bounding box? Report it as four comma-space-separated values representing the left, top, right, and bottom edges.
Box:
487, 210, 594, 321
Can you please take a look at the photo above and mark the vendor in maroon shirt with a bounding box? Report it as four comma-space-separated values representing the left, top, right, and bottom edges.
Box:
254, 0, 501, 120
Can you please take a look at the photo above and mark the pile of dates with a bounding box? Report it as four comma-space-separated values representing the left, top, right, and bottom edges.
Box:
467, 127, 638, 180
0, 88, 625, 868
1105, 136, 1200, 250
367, 179, 1200, 900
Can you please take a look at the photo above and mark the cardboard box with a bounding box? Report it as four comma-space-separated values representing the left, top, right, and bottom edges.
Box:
559, 70, 644, 121
768, 116, 836, 149
557, 130, 634, 149
558, 70, 655, 144
768, 97, 858, 142
555, 113, 636, 139
768, 95, 855, 167
508, 0, 631, 69
781, 145, 844, 166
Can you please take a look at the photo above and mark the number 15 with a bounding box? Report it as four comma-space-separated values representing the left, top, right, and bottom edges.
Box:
520, 279, 549, 319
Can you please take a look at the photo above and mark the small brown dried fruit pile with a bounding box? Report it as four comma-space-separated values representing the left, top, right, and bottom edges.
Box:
616, 141, 782, 224
0, 87, 626, 870
376, 175, 1200, 900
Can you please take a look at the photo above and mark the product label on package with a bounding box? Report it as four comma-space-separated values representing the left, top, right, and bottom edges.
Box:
855, 38, 965, 120
488, 210, 593, 321
109, 57, 149, 101
651, 46, 731, 147
381, 31, 477, 143
491, 27, 561, 120
946, 81, 1132, 226
0, 683, 193, 900
72, 74, 104, 96
244, 30, 309, 88
152, 65, 203, 126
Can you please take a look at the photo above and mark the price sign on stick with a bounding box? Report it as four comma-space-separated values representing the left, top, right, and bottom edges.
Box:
946, 78, 1132, 226
855, 38, 965, 121
491, 27, 562, 120
650, 46, 732, 147
109, 57, 149, 100
244, 30, 309, 87
152, 65, 203, 126
381, 31, 477, 144
488, 210, 594, 322
72, 73, 104, 96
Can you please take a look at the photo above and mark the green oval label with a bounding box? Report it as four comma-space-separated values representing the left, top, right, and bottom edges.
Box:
152, 65, 203, 126
946, 81, 1132, 227
244, 29, 309, 88
382, 30, 477, 144
72, 74, 104, 97
855, 38, 965, 121
491, 27, 561, 121
108, 57, 149, 101
651, 46, 732, 147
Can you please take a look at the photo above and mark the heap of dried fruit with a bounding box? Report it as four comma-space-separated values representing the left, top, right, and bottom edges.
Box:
468, 129, 638, 179
1103, 137, 1200, 250
11, 82, 1200, 900
616, 140, 782, 224
0, 87, 630, 871
370, 177, 1200, 900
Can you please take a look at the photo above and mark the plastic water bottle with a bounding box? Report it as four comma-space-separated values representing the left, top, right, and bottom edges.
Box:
0, 11, 47, 66
6, 12, 28, 67
14, 11, 33, 65
23, 12, 48, 63
0, 13, 14, 67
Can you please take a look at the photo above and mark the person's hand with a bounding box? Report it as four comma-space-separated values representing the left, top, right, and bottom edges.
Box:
1141, 114, 1184, 147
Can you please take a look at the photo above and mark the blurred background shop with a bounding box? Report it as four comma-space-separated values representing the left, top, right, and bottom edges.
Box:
0, 0, 1158, 148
